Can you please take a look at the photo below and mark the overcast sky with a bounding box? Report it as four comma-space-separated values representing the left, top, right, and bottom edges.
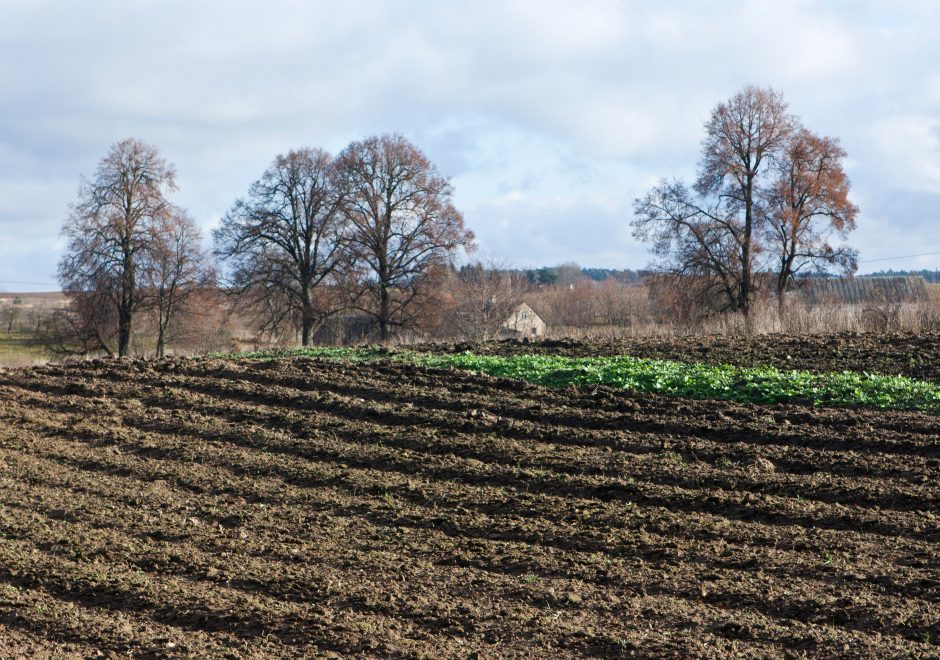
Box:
1, 0, 939, 291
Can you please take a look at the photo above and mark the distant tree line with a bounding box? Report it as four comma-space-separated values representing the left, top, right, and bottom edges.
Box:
860, 269, 940, 284
520, 266, 650, 286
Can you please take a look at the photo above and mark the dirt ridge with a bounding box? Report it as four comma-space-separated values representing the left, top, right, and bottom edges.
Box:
0, 354, 937, 657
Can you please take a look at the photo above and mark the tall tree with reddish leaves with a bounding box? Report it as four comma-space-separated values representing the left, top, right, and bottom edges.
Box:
633, 86, 857, 320
695, 85, 794, 316
763, 128, 859, 305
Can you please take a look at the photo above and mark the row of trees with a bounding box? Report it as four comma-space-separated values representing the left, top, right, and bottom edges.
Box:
632, 85, 858, 318
215, 136, 472, 345
53, 85, 861, 355
56, 135, 474, 356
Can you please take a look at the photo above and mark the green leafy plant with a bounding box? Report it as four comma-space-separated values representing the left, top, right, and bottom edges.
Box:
228, 347, 940, 413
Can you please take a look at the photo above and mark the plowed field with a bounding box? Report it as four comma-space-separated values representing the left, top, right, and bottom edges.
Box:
0, 354, 938, 657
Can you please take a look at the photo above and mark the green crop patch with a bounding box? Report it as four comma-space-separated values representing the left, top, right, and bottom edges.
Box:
227, 347, 940, 412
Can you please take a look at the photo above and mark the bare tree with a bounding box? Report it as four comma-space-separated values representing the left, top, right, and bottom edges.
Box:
633, 86, 796, 318
448, 258, 525, 341
555, 262, 587, 288
36, 284, 117, 357
594, 278, 649, 328
0, 303, 22, 333
143, 208, 214, 357
633, 179, 748, 314
58, 138, 177, 356
763, 128, 859, 305
214, 148, 348, 346
696, 85, 793, 316
335, 134, 474, 341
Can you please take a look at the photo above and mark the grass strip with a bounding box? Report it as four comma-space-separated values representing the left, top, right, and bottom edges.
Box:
227, 347, 940, 412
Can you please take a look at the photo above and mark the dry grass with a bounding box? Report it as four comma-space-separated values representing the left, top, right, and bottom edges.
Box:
928, 283, 940, 304
543, 290, 940, 339
0, 333, 51, 368
7, 286, 940, 359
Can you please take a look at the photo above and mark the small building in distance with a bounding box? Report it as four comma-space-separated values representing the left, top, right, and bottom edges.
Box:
501, 302, 546, 338
797, 275, 928, 305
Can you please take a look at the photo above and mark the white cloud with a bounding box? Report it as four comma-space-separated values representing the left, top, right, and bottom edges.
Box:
870, 115, 940, 194
927, 74, 940, 105
2, 0, 940, 287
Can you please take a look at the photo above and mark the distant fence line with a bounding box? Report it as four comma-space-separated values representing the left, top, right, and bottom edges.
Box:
798, 276, 928, 305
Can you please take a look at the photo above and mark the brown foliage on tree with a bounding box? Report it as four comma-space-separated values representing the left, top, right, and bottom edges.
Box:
214, 148, 348, 346
763, 128, 859, 303
335, 134, 474, 341
58, 138, 177, 356
37, 285, 118, 357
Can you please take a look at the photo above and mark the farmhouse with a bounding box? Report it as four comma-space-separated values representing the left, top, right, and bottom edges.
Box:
796, 275, 928, 305
501, 302, 546, 338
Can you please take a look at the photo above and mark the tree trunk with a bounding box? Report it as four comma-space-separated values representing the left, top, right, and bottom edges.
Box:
156, 330, 166, 358
118, 244, 136, 357
740, 176, 754, 319
777, 240, 798, 312
776, 261, 789, 312
378, 285, 390, 341
301, 314, 312, 346
118, 307, 132, 357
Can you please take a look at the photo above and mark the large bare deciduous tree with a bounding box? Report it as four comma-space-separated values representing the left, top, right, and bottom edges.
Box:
694, 85, 793, 315
633, 179, 749, 313
335, 134, 474, 340
58, 138, 177, 356
214, 148, 348, 345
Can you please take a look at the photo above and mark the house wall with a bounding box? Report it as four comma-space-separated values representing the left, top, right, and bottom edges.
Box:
502, 303, 546, 337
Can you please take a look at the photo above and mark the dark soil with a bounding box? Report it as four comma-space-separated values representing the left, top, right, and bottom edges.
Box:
0, 354, 938, 657
426, 332, 940, 381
